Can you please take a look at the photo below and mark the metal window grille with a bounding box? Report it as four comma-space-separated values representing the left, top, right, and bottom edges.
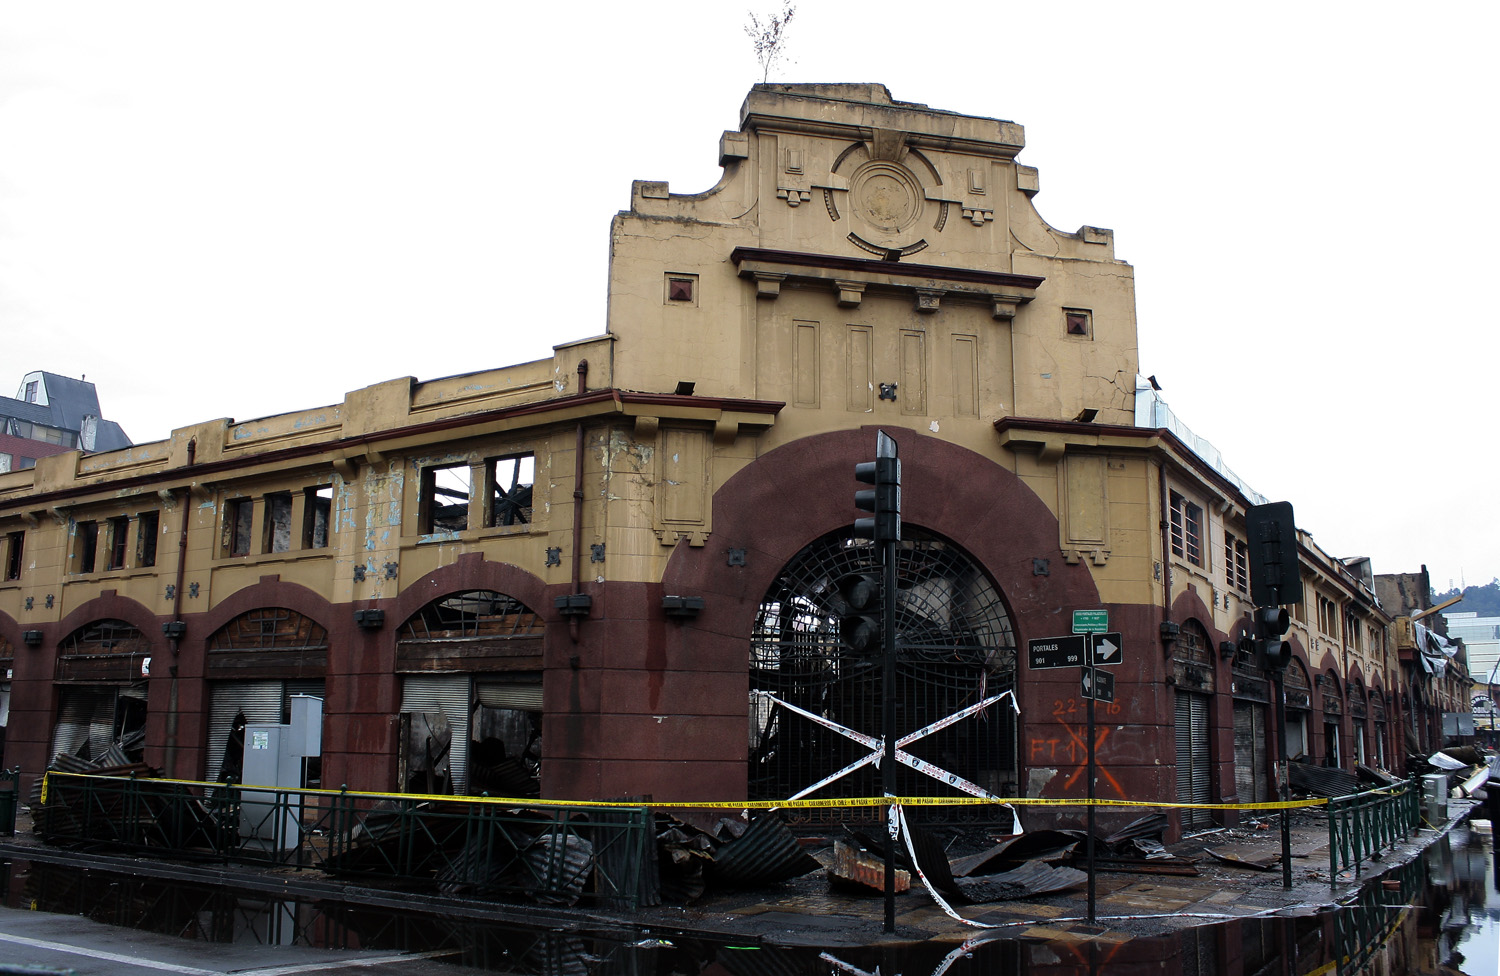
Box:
748, 528, 1017, 819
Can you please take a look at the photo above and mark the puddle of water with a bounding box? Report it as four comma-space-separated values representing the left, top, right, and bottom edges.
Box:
1, 816, 1494, 975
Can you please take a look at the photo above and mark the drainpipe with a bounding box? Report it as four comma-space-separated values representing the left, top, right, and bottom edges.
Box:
1157, 462, 1173, 638
570, 361, 589, 644
163, 437, 196, 775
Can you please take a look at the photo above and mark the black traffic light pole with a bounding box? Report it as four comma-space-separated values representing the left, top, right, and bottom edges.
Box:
1247, 502, 1302, 892
855, 430, 901, 934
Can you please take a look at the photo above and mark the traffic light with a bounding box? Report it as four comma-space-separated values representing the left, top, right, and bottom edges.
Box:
854, 430, 901, 543
1245, 501, 1303, 607
836, 572, 881, 655
1255, 606, 1292, 671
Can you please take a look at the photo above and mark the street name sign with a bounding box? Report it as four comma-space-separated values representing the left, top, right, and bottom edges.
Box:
1082, 667, 1115, 703
1089, 632, 1123, 667
1028, 635, 1088, 670
1072, 610, 1109, 634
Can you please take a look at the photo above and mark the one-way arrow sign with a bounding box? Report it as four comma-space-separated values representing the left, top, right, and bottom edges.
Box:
1089, 632, 1123, 667
1082, 666, 1115, 703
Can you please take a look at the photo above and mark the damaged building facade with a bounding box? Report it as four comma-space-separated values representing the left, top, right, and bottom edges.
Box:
0, 85, 1415, 834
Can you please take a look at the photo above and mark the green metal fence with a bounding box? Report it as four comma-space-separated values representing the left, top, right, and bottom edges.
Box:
35, 772, 655, 909
0, 767, 17, 836
1326, 777, 1421, 885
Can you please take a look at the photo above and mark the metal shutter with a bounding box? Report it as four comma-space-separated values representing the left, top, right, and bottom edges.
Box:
401, 675, 472, 793
1233, 701, 1268, 804
207, 682, 284, 783
51, 688, 110, 761
475, 680, 542, 711
1176, 692, 1212, 829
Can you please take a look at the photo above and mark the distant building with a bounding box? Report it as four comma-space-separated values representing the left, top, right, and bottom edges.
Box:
0, 372, 131, 472
1444, 611, 1499, 737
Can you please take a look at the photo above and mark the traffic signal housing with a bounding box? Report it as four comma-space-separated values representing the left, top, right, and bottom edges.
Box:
1245, 501, 1303, 607
836, 572, 881, 655
854, 431, 901, 543
1255, 606, 1292, 671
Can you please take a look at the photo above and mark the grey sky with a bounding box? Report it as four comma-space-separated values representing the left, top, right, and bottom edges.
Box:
3, 1, 1496, 592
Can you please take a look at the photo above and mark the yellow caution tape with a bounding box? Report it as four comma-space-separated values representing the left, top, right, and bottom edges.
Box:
40, 771, 1326, 811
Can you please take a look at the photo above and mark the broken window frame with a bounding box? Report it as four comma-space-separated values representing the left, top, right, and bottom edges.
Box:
74, 520, 100, 574
136, 510, 159, 568
4, 530, 22, 581
302, 485, 332, 549
224, 498, 254, 557
485, 453, 535, 528
419, 461, 474, 535
105, 515, 130, 571
264, 492, 294, 554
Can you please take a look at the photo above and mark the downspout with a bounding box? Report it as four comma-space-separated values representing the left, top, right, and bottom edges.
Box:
570, 361, 589, 644
163, 437, 196, 775
1157, 461, 1173, 636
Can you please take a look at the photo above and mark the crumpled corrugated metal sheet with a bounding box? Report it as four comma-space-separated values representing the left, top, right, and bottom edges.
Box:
707, 812, 821, 887
1289, 760, 1360, 798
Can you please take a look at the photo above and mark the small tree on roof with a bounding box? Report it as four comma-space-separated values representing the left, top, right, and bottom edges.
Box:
745, 3, 796, 83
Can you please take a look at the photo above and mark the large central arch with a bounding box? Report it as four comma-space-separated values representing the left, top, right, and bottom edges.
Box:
748, 525, 1017, 804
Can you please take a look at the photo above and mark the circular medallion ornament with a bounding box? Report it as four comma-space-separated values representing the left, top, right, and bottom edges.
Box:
849, 161, 924, 240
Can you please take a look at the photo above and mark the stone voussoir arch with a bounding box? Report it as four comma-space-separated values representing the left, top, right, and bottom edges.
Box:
660, 426, 1100, 644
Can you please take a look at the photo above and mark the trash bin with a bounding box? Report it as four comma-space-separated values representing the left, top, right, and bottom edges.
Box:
1422, 773, 1448, 824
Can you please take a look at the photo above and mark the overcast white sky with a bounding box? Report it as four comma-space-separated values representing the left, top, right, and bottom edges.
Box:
3, 2, 1497, 592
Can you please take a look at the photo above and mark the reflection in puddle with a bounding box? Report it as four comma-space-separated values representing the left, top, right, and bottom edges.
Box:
1, 820, 1493, 975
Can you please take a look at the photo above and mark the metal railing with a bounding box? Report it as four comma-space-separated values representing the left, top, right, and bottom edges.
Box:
0, 767, 17, 835
35, 772, 655, 909
1326, 777, 1421, 884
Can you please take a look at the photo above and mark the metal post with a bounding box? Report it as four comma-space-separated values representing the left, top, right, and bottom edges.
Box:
1273, 669, 1292, 889
1086, 672, 1097, 921
882, 531, 898, 934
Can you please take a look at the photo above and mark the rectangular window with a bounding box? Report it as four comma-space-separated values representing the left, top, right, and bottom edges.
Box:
136, 511, 159, 567
1224, 531, 1249, 594
106, 515, 130, 571
4, 531, 22, 580
265, 492, 293, 553
228, 499, 253, 556
75, 520, 99, 574
303, 485, 332, 549
486, 454, 535, 527
1169, 491, 1204, 567
24, 380, 38, 403
421, 462, 471, 533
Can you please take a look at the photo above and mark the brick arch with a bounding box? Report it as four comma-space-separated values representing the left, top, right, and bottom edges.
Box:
198, 579, 336, 640
661, 426, 1099, 647
391, 552, 549, 627
56, 593, 161, 648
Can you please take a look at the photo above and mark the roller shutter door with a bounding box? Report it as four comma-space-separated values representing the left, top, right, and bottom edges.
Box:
401, 675, 472, 794
1233, 701, 1268, 804
1175, 692, 1212, 830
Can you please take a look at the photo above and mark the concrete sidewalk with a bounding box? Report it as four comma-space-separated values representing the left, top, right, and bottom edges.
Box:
0, 800, 1484, 947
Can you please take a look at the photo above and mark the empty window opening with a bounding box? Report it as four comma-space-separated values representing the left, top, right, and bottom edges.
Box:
303, 485, 332, 549
105, 516, 129, 571
136, 511, 159, 567
487, 454, 535, 527
265, 492, 293, 553
4, 531, 23, 580
421, 463, 472, 533
75, 521, 99, 574
227, 499, 254, 556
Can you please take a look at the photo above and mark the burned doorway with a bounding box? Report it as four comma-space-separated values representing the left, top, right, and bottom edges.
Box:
396, 590, 544, 796
204, 608, 328, 786
1171, 619, 1217, 829
748, 527, 1017, 816
51, 618, 152, 765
